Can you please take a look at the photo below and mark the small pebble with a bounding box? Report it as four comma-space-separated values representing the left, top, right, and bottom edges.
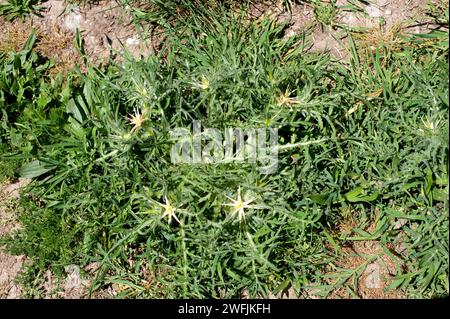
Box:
366, 5, 382, 18
126, 38, 140, 46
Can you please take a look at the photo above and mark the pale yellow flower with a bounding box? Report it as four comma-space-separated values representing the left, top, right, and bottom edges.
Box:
276, 89, 300, 107
422, 118, 440, 132
193, 75, 210, 90
222, 186, 258, 223
200, 75, 210, 90
419, 117, 441, 136
126, 108, 147, 133
159, 196, 181, 224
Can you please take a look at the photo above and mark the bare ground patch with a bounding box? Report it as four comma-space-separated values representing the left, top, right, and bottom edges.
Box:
260, 0, 441, 58
328, 239, 407, 299
0, 0, 153, 66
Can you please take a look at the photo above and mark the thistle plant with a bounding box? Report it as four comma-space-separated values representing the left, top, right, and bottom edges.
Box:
0, 1, 448, 299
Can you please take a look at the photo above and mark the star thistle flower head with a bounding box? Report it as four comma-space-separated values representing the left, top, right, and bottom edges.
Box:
419, 117, 442, 136
200, 75, 210, 90
126, 108, 147, 133
277, 89, 299, 107
159, 196, 180, 225
222, 186, 258, 223
190, 75, 210, 90
422, 118, 440, 132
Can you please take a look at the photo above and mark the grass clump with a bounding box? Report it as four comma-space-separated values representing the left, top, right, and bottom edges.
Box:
0, 0, 44, 21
